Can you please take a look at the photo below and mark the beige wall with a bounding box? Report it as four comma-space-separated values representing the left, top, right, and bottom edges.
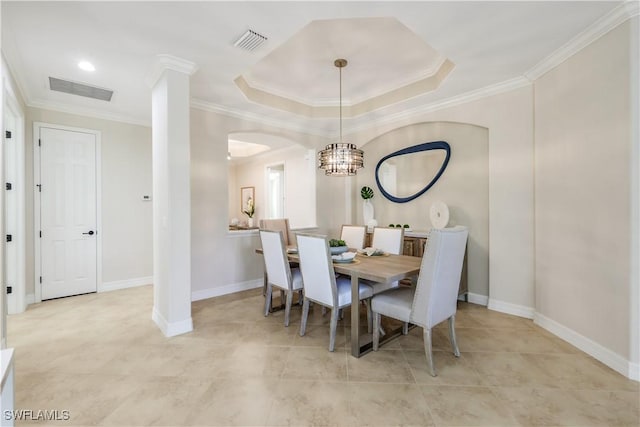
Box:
355, 122, 489, 296
190, 107, 328, 296
348, 85, 535, 311
534, 22, 632, 359
25, 108, 153, 293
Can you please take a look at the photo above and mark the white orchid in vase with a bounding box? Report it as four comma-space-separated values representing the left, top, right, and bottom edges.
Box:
243, 197, 255, 218
243, 196, 255, 227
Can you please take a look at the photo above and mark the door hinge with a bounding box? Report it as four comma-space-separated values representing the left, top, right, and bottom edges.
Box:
38, 138, 41, 147
5, 183, 11, 190
6, 286, 12, 294
39, 230, 42, 238
36, 184, 41, 192
6, 234, 12, 242
5, 131, 11, 139
39, 276, 42, 284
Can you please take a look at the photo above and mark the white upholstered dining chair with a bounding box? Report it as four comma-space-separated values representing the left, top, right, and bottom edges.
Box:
371, 226, 404, 255
260, 217, 299, 281
371, 226, 468, 376
296, 233, 374, 352
259, 218, 296, 247
340, 225, 366, 250
259, 229, 303, 326
367, 226, 405, 294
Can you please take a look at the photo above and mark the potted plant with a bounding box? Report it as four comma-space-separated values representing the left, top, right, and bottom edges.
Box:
329, 238, 348, 255
361, 186, 375, 228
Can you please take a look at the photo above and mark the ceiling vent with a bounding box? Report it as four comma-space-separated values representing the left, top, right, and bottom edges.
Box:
49, 77, 113, 101
233, 29, 268, 51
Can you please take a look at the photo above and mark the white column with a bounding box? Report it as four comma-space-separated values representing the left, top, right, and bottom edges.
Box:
148, 55, 197, 337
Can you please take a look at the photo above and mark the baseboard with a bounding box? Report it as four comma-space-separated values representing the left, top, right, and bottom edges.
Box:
488, 298, 535, 319
25, 293, 35, 305
629, 362, 640, 381
151, 306, 193, 338
534, 312, 637, 381
99, 276, 152, 293
191, 279, 263, 302
466, 292, 489, 306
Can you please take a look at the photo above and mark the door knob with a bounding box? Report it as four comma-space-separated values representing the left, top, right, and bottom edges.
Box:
82, 230, 95, 235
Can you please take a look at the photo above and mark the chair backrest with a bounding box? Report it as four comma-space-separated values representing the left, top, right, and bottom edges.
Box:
340, 225, 366, 250
410, 226, 469, 329
371, 226, 404, 255
296, 233, 337, 307
260, 218, 295, 246
259, 229, 292, 291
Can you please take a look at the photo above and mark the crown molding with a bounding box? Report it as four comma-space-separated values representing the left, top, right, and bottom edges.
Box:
235, 58, 453, 119
526, 0, 638, 81
343, 76, 532, 136
194, 76, 530, 140
241, 55, 449, 108
190, 98, 329, 138
27, 99, 151, 127
2, 49, 31, 109
146, 54, 199, 88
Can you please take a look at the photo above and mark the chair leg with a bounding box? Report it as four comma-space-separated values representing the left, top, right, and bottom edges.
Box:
300, 298, 310, 337
366, 299, 373, 334
339, 308, 344, 320
264, 284, 273, 316
423, 328, 436, 377
280, 289, 286, 308
402, 322, 409, 335
284, 290, 294, 327
329, 308, 340, 352
298, 290, 303, 306
322, 306, 327, 316
372, 312, 381, 351
262, 272, 268, 296
448, 315, 461, 357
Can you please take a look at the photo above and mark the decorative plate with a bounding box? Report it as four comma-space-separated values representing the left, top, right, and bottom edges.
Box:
333, 259, 360, 264
430, 201, 450, 229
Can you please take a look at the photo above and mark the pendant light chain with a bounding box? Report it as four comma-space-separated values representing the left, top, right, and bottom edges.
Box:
339, 64, 343, 142
317, 58, 364, 176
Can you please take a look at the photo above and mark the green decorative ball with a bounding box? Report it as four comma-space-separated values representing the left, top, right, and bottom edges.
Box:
360, 186, 374, 200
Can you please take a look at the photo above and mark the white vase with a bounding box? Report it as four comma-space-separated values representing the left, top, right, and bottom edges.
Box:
247, 218, 254, 227
363, 199, 374, 226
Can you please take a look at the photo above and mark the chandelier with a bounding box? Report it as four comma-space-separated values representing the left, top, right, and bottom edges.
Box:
318, 59, 364, 176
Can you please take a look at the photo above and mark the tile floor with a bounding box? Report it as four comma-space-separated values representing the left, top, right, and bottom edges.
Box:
7, 285, 639, 426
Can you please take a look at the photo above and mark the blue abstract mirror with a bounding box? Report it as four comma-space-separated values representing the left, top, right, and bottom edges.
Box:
375, 141, 451, 203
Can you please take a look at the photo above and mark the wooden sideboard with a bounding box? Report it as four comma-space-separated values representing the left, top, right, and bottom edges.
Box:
364, 230, 427, 257
365, 230, 468, 299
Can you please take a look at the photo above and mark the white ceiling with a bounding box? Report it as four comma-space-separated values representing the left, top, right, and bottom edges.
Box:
242, 17, 447, 106
2, 1, 623, 140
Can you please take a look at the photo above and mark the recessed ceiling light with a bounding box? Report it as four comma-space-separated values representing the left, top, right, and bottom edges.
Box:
78, 61, 95, 72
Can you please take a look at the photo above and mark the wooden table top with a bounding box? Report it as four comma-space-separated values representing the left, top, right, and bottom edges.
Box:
332, 253, 421, 283
256, 247, 421, 284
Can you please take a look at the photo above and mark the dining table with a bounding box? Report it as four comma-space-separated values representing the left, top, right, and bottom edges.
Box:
256, 245, 422, 357
333, 252, 422, 357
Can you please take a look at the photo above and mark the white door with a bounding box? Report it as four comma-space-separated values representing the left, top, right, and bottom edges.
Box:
39, 127, 97, 300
